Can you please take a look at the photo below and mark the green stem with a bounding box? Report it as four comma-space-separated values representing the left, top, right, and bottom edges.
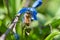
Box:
45, 32, 60, 40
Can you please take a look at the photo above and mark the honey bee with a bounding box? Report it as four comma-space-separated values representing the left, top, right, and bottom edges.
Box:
24, 12, 31, 26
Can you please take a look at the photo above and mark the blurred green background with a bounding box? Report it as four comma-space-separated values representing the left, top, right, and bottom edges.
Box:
0, 0, 60, 40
